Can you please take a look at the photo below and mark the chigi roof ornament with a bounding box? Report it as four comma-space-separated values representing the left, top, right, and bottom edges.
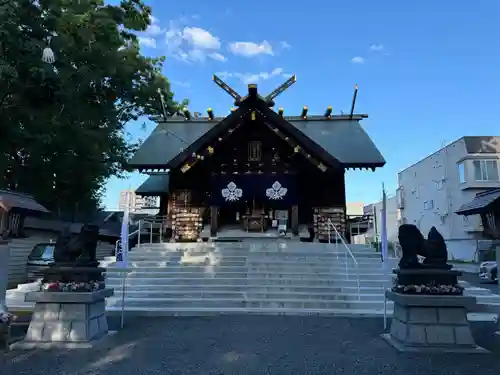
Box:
212, 73, 297, 108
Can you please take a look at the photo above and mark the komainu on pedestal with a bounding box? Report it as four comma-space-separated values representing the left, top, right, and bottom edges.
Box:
11, 224, 114, 350
393, 224, 462, 295
382, 224, 487, 353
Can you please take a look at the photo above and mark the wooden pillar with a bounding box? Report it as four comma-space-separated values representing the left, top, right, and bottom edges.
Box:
210, 206, 218, 237
291, 205, 299, 235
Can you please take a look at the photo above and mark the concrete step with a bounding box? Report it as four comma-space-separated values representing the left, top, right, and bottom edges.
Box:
105, 271, 389, 281
105, 306, 386, 317
130, 251, 382, 260
111, 290, 383, 301
105, 277, 386, 288
104, 265, 389, 274
124, 256, 384, 266
104, 284, 386, 294
105, 297, 386, 310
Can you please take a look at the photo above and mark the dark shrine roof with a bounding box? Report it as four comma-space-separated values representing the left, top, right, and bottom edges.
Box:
291, 119, 385, 168
456, 188, 500, 216
462, 136, 500, 154
128, 104, 385, 170
0, 189, 50, 215
135, 174, 170, 196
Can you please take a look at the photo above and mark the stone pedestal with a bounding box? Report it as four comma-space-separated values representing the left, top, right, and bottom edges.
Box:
382, 291, 488, 353
12, 288, 114, 349
0, 240, 9, 309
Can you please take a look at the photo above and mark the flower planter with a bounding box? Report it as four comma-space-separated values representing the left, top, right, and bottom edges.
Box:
0, 322, 11, 351
11, 288, 114, 349
381, 291, 488, 353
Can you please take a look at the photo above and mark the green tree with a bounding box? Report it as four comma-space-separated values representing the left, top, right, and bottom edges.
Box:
0, 0, 184, 216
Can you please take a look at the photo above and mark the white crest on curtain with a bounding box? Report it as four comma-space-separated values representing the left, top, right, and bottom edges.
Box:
221, 182, 243, 201
266, 181, 287, 200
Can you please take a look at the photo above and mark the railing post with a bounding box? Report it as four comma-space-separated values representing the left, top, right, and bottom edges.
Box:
160, 217, 163, 244
150, 222, 153, 244
137, 221, 141, 249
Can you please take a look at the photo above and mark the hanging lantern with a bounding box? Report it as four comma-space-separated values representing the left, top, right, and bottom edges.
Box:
42, 35, 56, 63
42, 47, 55, 63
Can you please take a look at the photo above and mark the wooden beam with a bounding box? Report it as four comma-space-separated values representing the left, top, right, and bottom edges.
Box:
261, 120, 327, 172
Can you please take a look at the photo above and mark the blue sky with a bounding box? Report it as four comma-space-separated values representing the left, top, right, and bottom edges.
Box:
103, 0, 500, 209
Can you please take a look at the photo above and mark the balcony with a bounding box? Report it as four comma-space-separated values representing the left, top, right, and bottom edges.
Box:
458, 159, 500, 190
396, 187, 404, 209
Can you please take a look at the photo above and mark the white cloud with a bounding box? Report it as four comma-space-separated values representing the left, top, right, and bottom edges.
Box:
170, 80, 191, 88
280, 41, 291, 49
165, 21, 225, 63
208, 52, 227, 62
138, 36, 156, 48
351, 56, 366, 64
183, 27, 221, 49
369, 44, 385, 52
146, 24, 163, 36
228, 41, 273, 57
216, 68, 289, 84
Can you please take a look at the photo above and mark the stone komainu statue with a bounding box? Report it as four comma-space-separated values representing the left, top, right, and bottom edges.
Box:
53, 224, 99, 265
398, 224, 451, 270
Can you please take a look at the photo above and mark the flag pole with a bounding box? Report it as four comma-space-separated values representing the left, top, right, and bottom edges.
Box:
120, 186, 131, 329
381, 183, 389, 331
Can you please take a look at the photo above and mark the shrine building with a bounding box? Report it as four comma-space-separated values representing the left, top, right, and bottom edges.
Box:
128, 75, 385, 241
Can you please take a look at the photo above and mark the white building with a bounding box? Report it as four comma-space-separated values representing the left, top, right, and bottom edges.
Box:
118, 190, 159, 215
397, 136, 500, 261
346, 202, 365, 217
363, 195, 399, 244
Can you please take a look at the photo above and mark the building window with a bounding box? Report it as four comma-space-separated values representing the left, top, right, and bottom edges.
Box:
248, 141, 262, 162
462, 215, 469, 226
457, 162, 465, 183
424, 200, 434, 210
436, 179, 444, 190
473, 160, 499, 181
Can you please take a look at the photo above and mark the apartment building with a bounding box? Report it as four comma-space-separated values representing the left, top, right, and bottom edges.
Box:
118, 190, 159, 215
397, 136, 500, 261
363, 195, 399, 243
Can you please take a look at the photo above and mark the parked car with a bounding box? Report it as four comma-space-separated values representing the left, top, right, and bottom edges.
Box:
26, 242, 55, 282
478, 261, 498, 283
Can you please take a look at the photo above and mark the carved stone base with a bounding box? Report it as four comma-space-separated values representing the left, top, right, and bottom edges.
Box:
11, 289, 114, 349
43, 265, 105, 283
394, 269, 461, 287
382, 291, 488, 353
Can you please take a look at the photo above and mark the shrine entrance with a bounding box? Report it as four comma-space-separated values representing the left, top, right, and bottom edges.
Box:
212, 174, 296, 233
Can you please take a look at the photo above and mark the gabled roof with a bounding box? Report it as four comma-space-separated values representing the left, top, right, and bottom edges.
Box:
456, 188, 500, 216
129, 116, 216, 170
290, 119, 385, 167
135, 174, 170, 196
0, 190, 49, 215
128, 91, 385, 171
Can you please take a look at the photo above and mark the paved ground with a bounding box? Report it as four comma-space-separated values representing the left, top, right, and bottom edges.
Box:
461, 273, 500, 294
2, 316, 499, 374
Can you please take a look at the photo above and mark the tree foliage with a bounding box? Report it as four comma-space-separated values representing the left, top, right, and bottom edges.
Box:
0, 0, 184, 216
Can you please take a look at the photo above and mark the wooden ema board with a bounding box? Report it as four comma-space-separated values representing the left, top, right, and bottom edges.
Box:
313, 207, 345, 242
170, 190, 203, 241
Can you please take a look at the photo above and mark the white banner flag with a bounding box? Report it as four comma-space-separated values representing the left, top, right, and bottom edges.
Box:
118, 191, 130, 267
381, 183, 389, 268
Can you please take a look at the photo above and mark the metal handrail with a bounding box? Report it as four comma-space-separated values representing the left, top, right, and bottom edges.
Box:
327, 219, 361, 298
135, 215, 170, 247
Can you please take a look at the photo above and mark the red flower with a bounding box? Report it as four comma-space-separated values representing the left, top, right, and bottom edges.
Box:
46, 282, 60, 291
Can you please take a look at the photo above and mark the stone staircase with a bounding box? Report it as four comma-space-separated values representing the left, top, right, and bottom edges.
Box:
6, 240, 500, 321
104, 241, 393, 316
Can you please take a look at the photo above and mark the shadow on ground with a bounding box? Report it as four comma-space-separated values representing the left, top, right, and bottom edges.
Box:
2, 316, 500, 374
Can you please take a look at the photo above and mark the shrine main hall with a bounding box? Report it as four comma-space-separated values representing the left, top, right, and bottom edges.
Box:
129, 75, 385, 241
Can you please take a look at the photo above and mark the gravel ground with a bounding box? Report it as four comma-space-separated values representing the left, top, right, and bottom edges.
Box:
461, 273, 500, 294
1, 316, 500, 374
